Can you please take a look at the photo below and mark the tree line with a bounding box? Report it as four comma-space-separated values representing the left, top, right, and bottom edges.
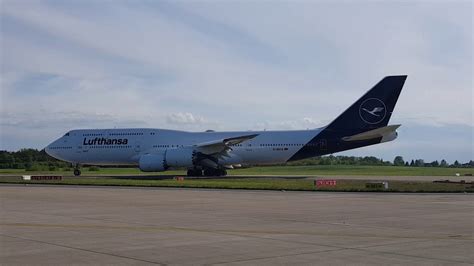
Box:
287, 155, 473, 168
0, 149, 71, 171
0, 149, 472, 170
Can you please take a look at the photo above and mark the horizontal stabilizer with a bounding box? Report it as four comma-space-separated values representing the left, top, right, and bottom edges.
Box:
342, 125, 400, 142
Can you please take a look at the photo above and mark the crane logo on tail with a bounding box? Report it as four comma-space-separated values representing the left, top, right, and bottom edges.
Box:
359, 98, 386, 124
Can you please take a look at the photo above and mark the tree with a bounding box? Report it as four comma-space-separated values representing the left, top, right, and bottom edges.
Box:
0, 149, 70, 169
415, 159, 425, 167
453, 160, 460, 167
393, 156, 405, 166
440, 159, 448, 167
430, 160, 439, 167
405, 161, 409, 166
410, 160, 415, 166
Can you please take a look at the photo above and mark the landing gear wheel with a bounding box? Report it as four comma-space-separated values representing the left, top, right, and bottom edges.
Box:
73, 163, 81, 176
187, 169, 202, 177
203, 168, 227, 177
216, 169, 227, 176
203, 168, 212, 177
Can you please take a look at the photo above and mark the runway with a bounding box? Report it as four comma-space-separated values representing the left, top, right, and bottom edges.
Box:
1, 185, 473, 265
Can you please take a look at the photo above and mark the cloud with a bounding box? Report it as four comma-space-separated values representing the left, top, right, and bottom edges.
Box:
0, 0, 472, 161
341, 124, 473, 164
166, 112, 206, 125
253, 117, 328, 131
1, 110, 147, 129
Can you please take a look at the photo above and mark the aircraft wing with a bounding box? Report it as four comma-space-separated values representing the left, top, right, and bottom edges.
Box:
193, 134, 259, 155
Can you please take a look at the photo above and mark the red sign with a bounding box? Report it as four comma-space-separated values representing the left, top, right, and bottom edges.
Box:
174, 176, 185, 181
315, 180, 337, 187
31, 176, 62, 181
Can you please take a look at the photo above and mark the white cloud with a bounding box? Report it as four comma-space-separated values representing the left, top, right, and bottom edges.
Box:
0, 0, 472, 161
166, 112, 206, 125
252, 117, 328, 131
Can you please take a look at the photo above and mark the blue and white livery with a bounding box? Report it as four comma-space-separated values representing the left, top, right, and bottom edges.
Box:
46, 76, 407, 176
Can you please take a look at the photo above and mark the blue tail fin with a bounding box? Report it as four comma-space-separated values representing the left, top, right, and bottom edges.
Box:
325, 75, 407, 133
288, 75, 407, 161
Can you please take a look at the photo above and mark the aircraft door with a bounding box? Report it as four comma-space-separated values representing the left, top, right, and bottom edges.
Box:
81, 144, 89, 153
134, 141, 141, 153
78, 140, 89, 153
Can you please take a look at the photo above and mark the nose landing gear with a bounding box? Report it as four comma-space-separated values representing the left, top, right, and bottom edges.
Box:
73, 164, 81, 176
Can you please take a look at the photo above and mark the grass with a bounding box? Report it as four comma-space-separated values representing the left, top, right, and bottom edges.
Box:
1, 165, 472, 193
0, 168, 183, 176
1, 165, 472, 177
230, 165, 473, 176
0, 176, 472, 193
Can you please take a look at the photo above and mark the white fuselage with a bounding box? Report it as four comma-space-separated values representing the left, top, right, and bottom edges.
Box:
44, 75, 407, 173
46, 128, 323, 167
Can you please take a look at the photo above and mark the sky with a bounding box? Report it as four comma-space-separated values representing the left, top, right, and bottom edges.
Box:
0, 0, 472, 163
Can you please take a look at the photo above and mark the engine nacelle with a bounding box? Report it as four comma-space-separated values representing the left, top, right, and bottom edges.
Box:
166, 148, 194, 167
139, 148, 197, 172
139, 153, 167, 172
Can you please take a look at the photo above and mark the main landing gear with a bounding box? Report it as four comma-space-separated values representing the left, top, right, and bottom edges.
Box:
73, 164, 81, 176
204, 168, 227, 177
187, 168, 227, 177
187, 168, 203, 177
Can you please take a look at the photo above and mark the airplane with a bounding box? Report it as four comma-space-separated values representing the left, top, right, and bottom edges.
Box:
46, 75, 407, 177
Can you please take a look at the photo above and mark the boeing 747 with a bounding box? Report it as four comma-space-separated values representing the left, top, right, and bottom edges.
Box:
46, 75, 407, 176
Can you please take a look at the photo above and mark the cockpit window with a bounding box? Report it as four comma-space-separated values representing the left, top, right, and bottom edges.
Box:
64, 132, 70, 136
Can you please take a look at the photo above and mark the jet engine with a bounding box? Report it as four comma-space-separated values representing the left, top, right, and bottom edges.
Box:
139, 148, 196, 172
165, 147, 195, 167
139, 153, 168, 172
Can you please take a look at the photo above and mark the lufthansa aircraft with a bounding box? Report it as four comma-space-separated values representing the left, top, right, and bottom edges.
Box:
46, 76, 407, 176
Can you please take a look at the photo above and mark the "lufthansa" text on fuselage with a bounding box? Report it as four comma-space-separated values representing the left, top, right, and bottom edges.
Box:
83, 138, 129, 145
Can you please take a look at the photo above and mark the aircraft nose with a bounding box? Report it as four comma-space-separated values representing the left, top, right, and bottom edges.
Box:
45, 141, 54, 157
45, 138, 60, 158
